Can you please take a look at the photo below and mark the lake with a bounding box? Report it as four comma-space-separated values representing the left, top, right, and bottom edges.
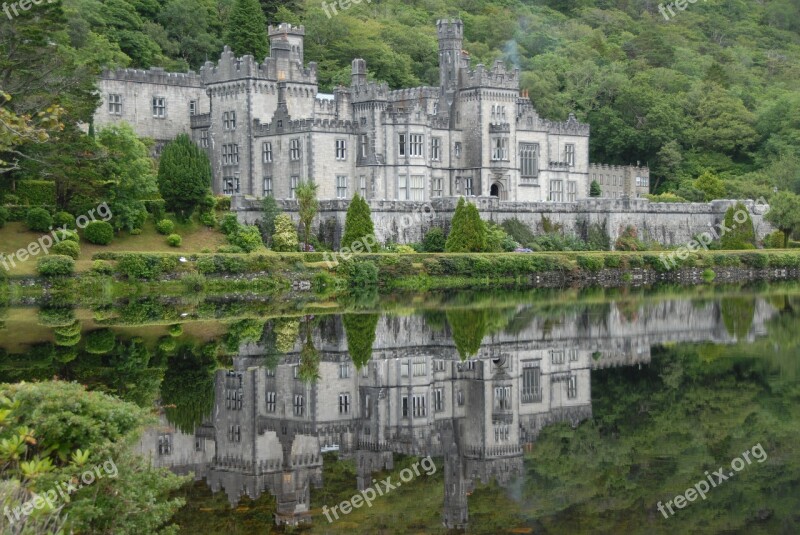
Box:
1, 283, 798, 534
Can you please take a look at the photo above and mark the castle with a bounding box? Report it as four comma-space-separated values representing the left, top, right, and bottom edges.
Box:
94, 19, 649, 202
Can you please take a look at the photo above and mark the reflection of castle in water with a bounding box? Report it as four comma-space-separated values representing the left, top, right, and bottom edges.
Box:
138, 298, 775, 528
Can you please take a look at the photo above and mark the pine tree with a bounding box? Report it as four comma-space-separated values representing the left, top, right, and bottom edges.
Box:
445, 197, 486, 252
341, 194, 375, 252
157, 134, 212, 221
590, 180, 602, 197
225, 0, 269, 59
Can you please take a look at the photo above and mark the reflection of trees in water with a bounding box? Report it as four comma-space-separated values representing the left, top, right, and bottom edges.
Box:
343, 312, 379, 369
161, 344, 217, 434
298, 317, 321, 383
721, 297, 756, 339
446, 309, 488, 360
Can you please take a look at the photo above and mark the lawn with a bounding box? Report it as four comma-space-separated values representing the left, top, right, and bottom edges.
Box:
1, 218, 227, 276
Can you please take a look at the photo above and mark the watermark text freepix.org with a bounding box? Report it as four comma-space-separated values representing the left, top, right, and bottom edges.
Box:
322, 456, 436, 522
0, 202, 112, 272
656, 443, 767, 518
3, 457, 118, 525
3, 0, 57, 21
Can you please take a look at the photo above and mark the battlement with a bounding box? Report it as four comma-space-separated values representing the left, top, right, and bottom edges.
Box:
351, 81, 391, 102
437, 19, 464, 39
253, 117, 356, 136
543, 113, 590, 136
200, 46, 317, 85
388, 86, 439, 103
268, 23, 305, 37
462, 61, 520, 90
589, 163, 649, 174
100, 67, 202, 87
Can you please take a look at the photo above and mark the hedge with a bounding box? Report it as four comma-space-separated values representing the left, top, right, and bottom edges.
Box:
117, 254, 179, 280
36, 255, 75, 277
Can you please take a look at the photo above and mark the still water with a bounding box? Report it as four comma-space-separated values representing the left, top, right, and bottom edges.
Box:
1, 285, 798, 534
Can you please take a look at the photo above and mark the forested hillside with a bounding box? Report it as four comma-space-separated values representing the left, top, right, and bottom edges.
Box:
2, 0, 799, 196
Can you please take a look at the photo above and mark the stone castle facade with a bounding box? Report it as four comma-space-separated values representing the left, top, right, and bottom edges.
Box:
94, 19, 647, 202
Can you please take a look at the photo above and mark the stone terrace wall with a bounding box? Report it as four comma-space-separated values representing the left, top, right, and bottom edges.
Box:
232, 195, 772, 249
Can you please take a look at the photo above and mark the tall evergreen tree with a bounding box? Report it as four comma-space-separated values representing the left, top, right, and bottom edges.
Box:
295, 181, 318, 251
590, 180, 602, 197
259, 195, 281, 246
445, 197, 486, 252
343, 313, 379, 369
157, 134, 212, 221
341, 193, 375, 251
225, 0, 269, 59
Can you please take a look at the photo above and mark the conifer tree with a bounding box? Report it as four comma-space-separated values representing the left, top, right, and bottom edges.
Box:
157, 134, 212, 221
590, 180, 602, 197
225, 0, 269, 59
341, 194, 375, 251
445, 197, 486, 252
343, 313, 379, 369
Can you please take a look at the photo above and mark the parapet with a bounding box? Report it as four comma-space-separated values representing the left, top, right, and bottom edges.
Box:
268, 23, 305, 37
100, 67, 203, 87
461, 61, 520, 90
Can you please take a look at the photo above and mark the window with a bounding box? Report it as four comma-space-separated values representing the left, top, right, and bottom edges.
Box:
222, 144, 239, 165
433, 101, 438, 115
412, 357, 426, 376
567, 374, 578, 399
266, 391, 276, 412
200, 130, 209, 148
432, 177, 443, 197
398, 134, 406, 157
565, 144, 575, 166
262, 142, 272, 163
158, 434, 172, 456
339, 363, 350, 379
335, 139, 347, 160
359, 176, 367, 198
410, 175, 425, 201
108, 94, 122, 115
290, 176, 299, 199
223, 111, 236, 130
494, 386, 511, 410
433, 388, 444, 412
522, 365, 541, 403
402, 396, 409, 418
454, 142, 462, 158
223, 176, 240, 195
569, 349, 579, 361
228, 425, 241, 443
152, 97, 165, 118
360, 134, 368, 158
398, 175, 408, 200
409, 134, 424, 157
551, 349, 565, 364
336, 175, 348, 199
464, 176, 473, 196
433, 360, 446, 373
491, 138, 508, 161
431, 137, 441, 161
263, 176, 272, 197
400, 360, 410, 377
225, 388, 243, 410
549, 180, 564, 202
338, 393, 351, 414
520, 143, 538, 179
290, 138, 301, 161
189, 100, 197, 116
360, 117, 367, 126
412, 395, 426, 417
495, 425, 510, 442
294, 394, 304, 416
567, 181, 577, 202
457, 389, 464, 406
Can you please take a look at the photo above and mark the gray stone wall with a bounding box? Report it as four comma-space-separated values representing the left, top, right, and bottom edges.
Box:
232, 195, 772, 249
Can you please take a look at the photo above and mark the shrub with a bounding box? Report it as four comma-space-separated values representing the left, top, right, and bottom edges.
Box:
528, 233, 587, 252
26, 207, 53, 232
229, 225, 262, 252
740, 253, 769, 268
702, 268, 716, 282
422, 228, 446, 252
168, 324, 183, 337
341, 194, 375, 251
272, 214, 299, 252
199, 210, 216, 227
52, 211, 75, 229
395, 245, 416, 254
156, 219, 175, 235
52, 240, 80, 259
181, 272, 206, 292
215, 195, 232, 211
720, 202, 756, 250
85, 329, 116, 354
83, 220, 114, 245
219, 213, 240, 236
587, 223, 610, 251
130, 228, 142, 235
117, 254, 177, 280
36, 255, 75, 277
341, 260, 379, 287
91, 259, 114, 274
713, 253, 741, 267
56, 229, 79, 243
645, 192, 688, 203
446, 198, 486, 252
615, 226, 646, 251
167, 234, 182, 247
763, 230, 786, 249
143, 199, 166, 221
0, 206, 8, 228
604, 255, 621, 268
501, 218, 536, 245
577, 255, 604, 272
217, 245, 244, 253
37, 307, 75, 327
